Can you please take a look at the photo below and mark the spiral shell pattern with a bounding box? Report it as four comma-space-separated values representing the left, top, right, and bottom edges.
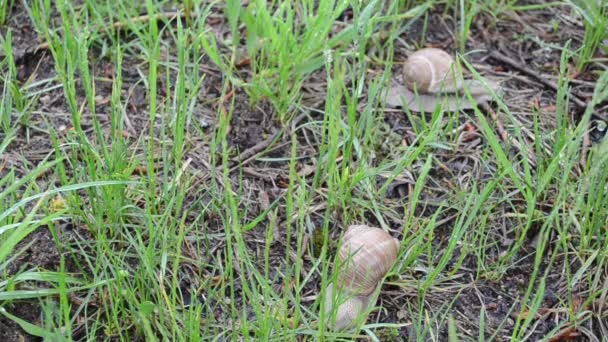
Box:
335, 225, 400, 296
403, 48, 455, 94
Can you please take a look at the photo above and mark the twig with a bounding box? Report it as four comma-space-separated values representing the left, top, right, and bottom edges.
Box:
475, 18, 587, 109
487, 51, 588, 109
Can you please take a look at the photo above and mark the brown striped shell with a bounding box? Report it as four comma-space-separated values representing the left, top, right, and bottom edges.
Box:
403, 48, 455, 94
334, 225, 400, 296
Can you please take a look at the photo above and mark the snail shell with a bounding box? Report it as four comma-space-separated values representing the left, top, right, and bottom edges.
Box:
323, 283, 374, 331
403, 48, 456, 94
336, 225, 400, 295
324, 225, 400, 331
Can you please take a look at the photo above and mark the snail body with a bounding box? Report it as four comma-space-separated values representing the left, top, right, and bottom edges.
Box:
385, 47, 501, 112
324, 225, 400, 331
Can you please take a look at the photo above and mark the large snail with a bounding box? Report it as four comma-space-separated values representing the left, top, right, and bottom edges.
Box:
323, 225, 400, 331
385, 48, 501, 111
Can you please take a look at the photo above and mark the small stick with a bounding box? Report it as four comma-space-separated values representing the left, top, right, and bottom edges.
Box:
475, 19, 587, 109
487, 51, 587, 109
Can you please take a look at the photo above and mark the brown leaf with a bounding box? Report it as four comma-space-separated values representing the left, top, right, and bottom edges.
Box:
548, 327, 579, 342
211, 275, 225, 286
277, 176, 289, 188
571, 294, 588, 311
486, 302, 498, 311
235, 57, 251, 67
462, 122, 479, 142
132, 166, 148, 176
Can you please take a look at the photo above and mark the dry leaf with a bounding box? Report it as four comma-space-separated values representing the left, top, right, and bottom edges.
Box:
277, 176, 289, 188
548, 327, 579, 342
462, 122, 479, 142
236, 57, 251, 67
211, 275, 224, 286
486, 302, 498, 311
133, 165, 149, 176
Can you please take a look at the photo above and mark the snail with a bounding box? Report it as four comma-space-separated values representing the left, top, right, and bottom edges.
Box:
385, 48, 501, 112
323, 225, 400, 331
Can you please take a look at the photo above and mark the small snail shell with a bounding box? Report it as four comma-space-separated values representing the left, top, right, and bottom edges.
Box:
324, 225, 400, 331
403, 48, 456, 94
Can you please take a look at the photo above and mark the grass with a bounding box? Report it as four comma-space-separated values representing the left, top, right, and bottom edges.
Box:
1, 0, 608, 341
565, 0, 608, 71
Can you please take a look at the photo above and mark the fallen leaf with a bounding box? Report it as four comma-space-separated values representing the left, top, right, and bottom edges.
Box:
277, 176, 289, 188
211, 275, 225, 286
548, 327, 579, 342
462, 122, 479, 142
35, 168, 53, 180
486, 302, 498, 311
236, 57, 251, 67
132, 166, 148, 176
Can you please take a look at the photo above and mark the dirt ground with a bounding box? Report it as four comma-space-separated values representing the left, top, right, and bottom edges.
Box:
1, 1, 607, 341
